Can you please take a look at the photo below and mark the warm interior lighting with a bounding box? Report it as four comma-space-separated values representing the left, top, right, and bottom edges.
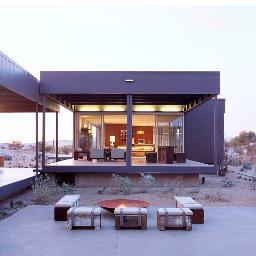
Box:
76, 105, 126, 112
133, 105, 184, 112
110, 136, 116, 143
118, 202, 126, 208
110, 135, 116, 148
137, 130, 144, 135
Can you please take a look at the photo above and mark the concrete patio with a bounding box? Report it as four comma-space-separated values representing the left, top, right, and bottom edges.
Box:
0, 206, 255, 256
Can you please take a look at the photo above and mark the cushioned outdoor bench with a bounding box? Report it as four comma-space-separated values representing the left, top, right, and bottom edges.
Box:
54, 195, 80, 221
67, 207, 101, 230
114, 207, 147, 230
157, 207, 193, 231
174, 196, 204, 224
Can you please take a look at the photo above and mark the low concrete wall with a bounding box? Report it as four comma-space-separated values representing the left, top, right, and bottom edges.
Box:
74, 173, 199, 187
0, 176, 35, 200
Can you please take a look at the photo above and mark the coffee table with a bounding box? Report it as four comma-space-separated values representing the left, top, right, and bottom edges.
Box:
98, 199, 150, 213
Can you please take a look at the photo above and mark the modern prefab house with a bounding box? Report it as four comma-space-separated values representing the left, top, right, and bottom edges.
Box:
0, 52, 225, 186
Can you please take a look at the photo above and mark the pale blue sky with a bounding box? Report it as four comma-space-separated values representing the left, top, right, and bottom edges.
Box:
0, 5, 256, 142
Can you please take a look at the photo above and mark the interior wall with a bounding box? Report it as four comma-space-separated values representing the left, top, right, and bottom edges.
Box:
104, 124, 153, 147
104, 124, 127, 147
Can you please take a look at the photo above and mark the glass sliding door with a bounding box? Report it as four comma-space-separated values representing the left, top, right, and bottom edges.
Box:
157, 114, 184, 153
79, 115, 103, 150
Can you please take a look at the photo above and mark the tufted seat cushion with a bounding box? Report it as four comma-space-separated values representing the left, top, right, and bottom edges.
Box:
157, 208, 193, 216
174, 196, 197, 205
55, 194, 80, 208
114, 207, 147, 215
67, 207, 101, 215
59, 195, 80, 202
55, 201, 74, 208
182, 203, 203, 209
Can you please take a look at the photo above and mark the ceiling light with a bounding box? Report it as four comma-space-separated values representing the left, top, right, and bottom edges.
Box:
124, 79, 134, 83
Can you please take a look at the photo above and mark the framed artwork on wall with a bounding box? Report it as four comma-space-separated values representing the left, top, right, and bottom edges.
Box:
120, 130, 127, 141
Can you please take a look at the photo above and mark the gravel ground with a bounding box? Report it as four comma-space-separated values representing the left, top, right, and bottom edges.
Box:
1, 166, 256, 221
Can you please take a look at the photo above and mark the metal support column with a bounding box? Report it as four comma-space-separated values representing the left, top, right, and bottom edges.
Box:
73, 112, 76, 156
213, 96, 217, 166
56, 111, 59, 162
126, 94, 132, 167
42, 94, 46, 169
35, 102, 39, 175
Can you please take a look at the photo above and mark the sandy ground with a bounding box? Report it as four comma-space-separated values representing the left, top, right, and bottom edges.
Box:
2, 149, 60, 168
1, 166, 256, 221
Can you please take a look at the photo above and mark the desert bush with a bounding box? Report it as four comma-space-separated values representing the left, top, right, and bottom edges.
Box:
60, 145, 73, 155
169, 175, 185, 195
251, 174, 256, 191
32, 175, 58, 204
228, 131, 256, 147
139, 173, 156, 192
204, 190, 228, 202
225, 154, 242, 167
98, 186, 108, 194
241, 162, 254, 171
58, 182, 75, 195
222, 177, 234, 188
8, 141, 23, 150
112, 174, 134, 194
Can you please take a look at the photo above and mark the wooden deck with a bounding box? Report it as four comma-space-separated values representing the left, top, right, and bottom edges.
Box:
44, 158, 216, 174
0, 168, 35, 200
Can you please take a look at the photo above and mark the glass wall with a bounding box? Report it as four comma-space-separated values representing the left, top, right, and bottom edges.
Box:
79, 115, 102, 150
76, 112, 184, 160
77, 114, 127, 150
157, 115, 184, 152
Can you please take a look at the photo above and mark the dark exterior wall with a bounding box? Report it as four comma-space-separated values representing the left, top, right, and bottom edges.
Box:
0, 51, 39, 102
184, 99, 225, 165
215, 99, 225, 165
0, 51, 59, 112
40, 71, 220, 95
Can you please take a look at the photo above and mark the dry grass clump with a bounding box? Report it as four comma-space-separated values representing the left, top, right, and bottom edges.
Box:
169, 175, 185, 196
112, 174, 134, 194
32, 175, 75, 204
204, 190, 228, 202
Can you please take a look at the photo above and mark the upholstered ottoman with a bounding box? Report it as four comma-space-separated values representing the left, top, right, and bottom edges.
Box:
174, 196, 204, 224
67, 207, 101, 230
54, 195, 80, 221
157, 208, 193, 231
114, 207, 147, 230
182, 203, 204, 224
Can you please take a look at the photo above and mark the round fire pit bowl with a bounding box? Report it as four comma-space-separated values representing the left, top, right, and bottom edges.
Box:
98, 199, 150, 213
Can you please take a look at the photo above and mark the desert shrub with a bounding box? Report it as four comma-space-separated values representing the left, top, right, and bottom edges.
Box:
204, 190, 228, 202
98, 186, 108, 194
58, 182, 75, 195
139, 173, 156, 192
169, 175, 185, 195
112, 174, 134, 194
241, 162, 254, 171
228, 131, 256, 147
32, 175, 58, 204
222, 177, 234, 188
251, 174, 256, 191
225, 154, 242, 167
60, 145, 73, 155
8, 141, 23, 150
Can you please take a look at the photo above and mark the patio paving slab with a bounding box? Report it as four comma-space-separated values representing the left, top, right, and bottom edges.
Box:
0, 206, 256, 256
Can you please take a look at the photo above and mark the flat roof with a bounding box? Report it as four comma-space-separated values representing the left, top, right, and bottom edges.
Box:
0, 52, 59, 112
40, 71, 220, 95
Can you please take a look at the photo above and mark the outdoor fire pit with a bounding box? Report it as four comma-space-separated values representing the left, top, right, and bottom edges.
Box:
98, 199, 150, 213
